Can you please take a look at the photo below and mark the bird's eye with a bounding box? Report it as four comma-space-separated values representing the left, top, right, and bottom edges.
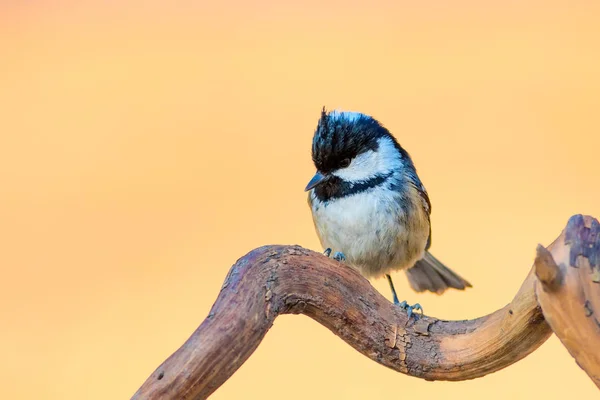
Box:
340, 158, 351, 168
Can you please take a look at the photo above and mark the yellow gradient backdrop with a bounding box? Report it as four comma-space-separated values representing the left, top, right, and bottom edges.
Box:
1, 1, 599, 399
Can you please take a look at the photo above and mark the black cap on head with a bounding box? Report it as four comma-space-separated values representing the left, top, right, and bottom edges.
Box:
311, 107, 390, 173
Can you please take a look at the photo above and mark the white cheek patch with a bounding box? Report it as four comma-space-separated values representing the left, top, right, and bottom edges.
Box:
333, 150, 378, 181
332, 137, 402, 182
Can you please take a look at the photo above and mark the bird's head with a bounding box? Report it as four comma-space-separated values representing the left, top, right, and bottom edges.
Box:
305, 108, 413, 197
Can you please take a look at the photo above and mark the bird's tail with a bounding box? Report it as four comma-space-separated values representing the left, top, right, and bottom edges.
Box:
405, 251, 472, 294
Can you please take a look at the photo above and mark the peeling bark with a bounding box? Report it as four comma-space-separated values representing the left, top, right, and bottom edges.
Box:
535, 215, 600, 389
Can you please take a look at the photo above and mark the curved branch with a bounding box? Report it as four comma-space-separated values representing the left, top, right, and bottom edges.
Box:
132, 220, 594, 400
535, 215, 600, 389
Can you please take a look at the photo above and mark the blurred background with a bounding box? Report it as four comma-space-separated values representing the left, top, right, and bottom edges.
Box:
1, 1, 599, 399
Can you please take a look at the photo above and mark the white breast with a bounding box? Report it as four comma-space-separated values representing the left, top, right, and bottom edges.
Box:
310, 184, 418, 278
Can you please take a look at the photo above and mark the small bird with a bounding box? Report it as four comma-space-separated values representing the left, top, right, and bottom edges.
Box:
305, 108, 471, 317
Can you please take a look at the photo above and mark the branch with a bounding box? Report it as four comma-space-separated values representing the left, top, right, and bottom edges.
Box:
132, 215, 600, 400
535, 215, 600, 388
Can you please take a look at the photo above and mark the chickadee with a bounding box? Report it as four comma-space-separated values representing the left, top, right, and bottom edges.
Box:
305, 108, 471, 317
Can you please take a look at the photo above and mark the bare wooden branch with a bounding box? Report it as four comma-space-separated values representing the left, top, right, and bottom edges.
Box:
534, 215, 600, 389
131, 215, 600, 400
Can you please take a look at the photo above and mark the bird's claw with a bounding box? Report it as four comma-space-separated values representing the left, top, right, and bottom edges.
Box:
324, 248, 346, 262
333, 252, 346, 262
396, 300, 423, 320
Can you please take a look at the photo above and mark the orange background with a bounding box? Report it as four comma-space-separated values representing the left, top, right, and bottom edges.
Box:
1, 1, 599, 399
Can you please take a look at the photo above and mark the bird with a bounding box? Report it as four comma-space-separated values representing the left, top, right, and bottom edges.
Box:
305, 108, 471, 318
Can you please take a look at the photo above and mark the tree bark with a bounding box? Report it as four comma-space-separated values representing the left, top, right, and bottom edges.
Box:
534, 215, 600, 388
132, 214, 600, 399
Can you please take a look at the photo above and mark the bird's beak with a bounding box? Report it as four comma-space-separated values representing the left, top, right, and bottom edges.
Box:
304, 171, 327, 191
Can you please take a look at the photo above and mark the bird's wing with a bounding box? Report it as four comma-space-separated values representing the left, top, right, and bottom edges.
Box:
407, 177, 433, 250
411, 179, 431, 215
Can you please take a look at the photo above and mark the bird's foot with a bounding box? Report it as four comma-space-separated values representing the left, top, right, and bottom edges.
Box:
396, 300, 423, 320
323, 248, 345, 262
